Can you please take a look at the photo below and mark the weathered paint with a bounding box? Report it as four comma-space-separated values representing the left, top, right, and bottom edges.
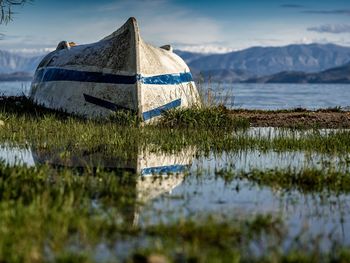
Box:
30, 17, 201, 121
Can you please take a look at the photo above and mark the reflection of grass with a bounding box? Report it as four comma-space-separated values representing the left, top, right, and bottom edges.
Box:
135, 214, 285, 262
0, 163, 285, 262
0, 164, 138, 262
0, 163, 349, 262
0, 162, 290, 262
217, 167, 350, 194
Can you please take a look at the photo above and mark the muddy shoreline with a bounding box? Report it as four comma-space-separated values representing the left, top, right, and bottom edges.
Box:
231, 110, 350, 128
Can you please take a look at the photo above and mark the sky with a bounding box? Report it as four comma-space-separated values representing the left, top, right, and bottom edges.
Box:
0, 0, 349, 54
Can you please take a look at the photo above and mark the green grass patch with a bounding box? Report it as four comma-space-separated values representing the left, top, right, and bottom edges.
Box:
2, 98, 350, 156
158, 106, 250, 129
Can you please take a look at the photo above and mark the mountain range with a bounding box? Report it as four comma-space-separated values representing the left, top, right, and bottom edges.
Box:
245, 62, 350, 84
0, 50, 43, 74
175, 43, 350, 82
0, 43, 350, 83
0, 72, 33, 82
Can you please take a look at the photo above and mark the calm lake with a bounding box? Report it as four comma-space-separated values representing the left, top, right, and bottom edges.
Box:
1, 81, 350, 110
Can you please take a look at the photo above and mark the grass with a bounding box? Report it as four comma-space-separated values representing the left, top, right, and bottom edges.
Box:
1, 98, 350, 157
159, 105, 249, 129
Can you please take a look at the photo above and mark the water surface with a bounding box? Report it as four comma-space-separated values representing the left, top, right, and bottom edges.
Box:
0, 81, 31, 97
200, 83, 350, 110
1, 128, 350, 251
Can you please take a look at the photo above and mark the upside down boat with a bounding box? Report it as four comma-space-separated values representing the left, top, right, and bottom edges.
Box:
30, 17, 200, 121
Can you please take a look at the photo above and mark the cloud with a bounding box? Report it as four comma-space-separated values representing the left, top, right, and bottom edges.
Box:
0, 33, 57, 51
293, 37, 331, 45
290, 37, 350, 48
174, 43, 235, 54
94, 0, 225, 47
280, 4, 305, 8
303, 9, 350, 15
307, 24, 350, 34
6, 48, 55, 57
98, 0, 168, 12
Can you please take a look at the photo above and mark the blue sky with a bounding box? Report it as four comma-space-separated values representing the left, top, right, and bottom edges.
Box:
0, 0, 349, 54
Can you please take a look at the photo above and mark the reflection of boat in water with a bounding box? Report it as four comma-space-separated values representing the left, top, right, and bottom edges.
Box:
30, 17, 200, 121
0, 144, 195, 224
31, 147, 193, 176
32, 147, 194, 203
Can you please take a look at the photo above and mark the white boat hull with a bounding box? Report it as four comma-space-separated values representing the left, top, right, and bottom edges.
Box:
30, 17, 200, 122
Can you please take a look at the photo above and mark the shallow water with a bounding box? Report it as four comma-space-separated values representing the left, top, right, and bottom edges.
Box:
143, 151, 350, 249
0, 81, 31, 97
1, 127, 350, 251
200, 83, 350, 110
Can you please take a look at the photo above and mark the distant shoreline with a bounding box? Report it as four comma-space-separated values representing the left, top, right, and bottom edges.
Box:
0, 72, 33, 82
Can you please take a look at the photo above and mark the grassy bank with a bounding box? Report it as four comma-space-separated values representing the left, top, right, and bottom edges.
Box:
1, 98, 350, 156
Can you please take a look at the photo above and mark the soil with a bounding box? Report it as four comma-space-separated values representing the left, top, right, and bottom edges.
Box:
231, 110, 350, 128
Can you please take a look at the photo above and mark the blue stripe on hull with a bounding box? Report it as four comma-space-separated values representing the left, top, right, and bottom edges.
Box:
140, 72, 193, 85
141, 164, 188, 176
34, 68, 137, 85
33, 68, 193, 85
84, 94, 180, 120
83, 94, 133, 112
143, 99, 181, 121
